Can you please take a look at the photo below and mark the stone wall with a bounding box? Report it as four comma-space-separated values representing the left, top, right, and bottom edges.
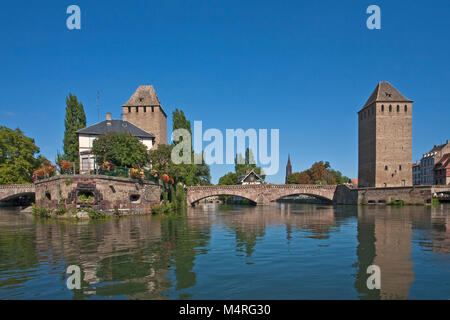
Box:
35, 175, 161, 214
356, 186, 432, 205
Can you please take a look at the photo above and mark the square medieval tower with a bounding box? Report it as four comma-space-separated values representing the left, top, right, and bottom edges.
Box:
358, 82, 413, 188
122, 85, 168, 147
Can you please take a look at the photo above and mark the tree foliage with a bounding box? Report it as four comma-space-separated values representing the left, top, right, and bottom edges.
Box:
218, 172, 238, 185
149, 108, 211, 186
148, 144, 211, 186
234, 148, 265, 178
63, 94, 86, 163
0, 126, 41, 184
288, 161, 349, 185
91, 132, 149, 167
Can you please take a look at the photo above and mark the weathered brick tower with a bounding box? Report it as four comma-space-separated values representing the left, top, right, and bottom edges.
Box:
122, 85, 167, 147
358, 82, 413, 188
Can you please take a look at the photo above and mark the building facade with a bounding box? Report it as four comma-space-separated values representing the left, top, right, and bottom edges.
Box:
122, 85, 167, 147
358, 82, 413, 188
76, 112, 155, 173
420, 141, 450, 185
433, 153, 450, 185
412, 162, 421, 185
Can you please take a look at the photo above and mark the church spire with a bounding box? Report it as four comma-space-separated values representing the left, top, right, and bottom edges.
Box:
285, 154, 292, 184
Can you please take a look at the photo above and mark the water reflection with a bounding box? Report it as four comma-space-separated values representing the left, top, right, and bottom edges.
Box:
0, 203, 449, 299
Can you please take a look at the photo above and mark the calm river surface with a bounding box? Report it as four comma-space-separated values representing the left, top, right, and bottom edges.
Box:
0, 203, 449, 300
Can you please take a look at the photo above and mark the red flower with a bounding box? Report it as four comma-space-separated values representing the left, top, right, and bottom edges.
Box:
162, 174, 170, 183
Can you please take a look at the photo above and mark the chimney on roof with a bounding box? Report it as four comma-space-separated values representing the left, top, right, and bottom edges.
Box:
106, 112, 112, 121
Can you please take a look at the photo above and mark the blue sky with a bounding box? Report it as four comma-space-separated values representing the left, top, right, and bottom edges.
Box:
0, 0, 449, 184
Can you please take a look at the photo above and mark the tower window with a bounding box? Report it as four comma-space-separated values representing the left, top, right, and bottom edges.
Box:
404, 105, 407, 112
136, 107, 138, 112
397, 105, 400, 112
381, 105, 384, 112
144, 107, 146, 113
128, 107, 131, 113
151, 106, 154, 112
385, 165, 388, 171
389, 105, 392, 112
399, 165, 402, 171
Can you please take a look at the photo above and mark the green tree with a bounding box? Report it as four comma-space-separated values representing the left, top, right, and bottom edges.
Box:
0, 126, 40, 184
91, 132, 149, 167
234, 148, 264, 179
218, 172, 238, 185
172, 109, 191, 135
63, 94, 86, 163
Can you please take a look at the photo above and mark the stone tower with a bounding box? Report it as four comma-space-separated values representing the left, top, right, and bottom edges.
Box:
358, 82, 413, 188
122, 85, 167, 147
285, 154, 292, 184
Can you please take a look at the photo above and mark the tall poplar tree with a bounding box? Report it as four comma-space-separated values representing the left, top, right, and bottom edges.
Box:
63, 94, 86, 163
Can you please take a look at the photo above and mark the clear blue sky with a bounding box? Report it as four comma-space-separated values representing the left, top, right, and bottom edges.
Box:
1, 0, 449, 184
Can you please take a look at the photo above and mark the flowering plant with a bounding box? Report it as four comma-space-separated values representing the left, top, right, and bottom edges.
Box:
33, 164, 56, 181
59, 160, 73, 173
130, 167, 145, 179
162, 174, 170, 183
102, 161, 115, 171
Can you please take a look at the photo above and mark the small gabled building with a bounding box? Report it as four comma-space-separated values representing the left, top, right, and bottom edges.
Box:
76, 112, 155, 173
237, 170, 264, 185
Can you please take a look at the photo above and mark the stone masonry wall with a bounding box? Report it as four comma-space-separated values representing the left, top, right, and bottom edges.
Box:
35, 175, 161, 214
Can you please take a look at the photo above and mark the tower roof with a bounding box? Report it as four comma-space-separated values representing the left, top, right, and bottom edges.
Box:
361, 81, 413, 110
124, 85, 161, 106
287, 154, 291, 167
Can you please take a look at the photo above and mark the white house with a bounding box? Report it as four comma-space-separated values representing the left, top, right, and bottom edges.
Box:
76, 112, 155, 173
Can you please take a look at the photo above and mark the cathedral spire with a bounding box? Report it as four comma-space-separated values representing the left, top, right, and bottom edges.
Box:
285, 154, 292, 184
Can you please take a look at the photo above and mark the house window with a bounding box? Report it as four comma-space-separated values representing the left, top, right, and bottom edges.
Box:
399, 165, 402, 171
136, 107, 138, 112
128, 107, 131, 113
144, 107, 146, 113
404, 105, 407, 112
397, 105, 400, 112
385, 165, 388, 171
389, 105, 392, 112
381, 105, 384, 112
82, 157, 89, 171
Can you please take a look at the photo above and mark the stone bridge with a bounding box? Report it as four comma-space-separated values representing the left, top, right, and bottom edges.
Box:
186, 184, 338, 205
0, 184, 35, 203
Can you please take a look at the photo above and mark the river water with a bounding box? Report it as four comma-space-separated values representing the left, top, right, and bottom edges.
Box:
0, 203, 449, 300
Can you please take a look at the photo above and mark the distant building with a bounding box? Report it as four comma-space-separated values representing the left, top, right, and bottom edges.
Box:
358, 82, 413, 187
348, 178, 358, 187
420, 141, 450, 185
76, 112, 155, 173
285, 155, 292, 184
237, 170, 264, 185
433, 153, 450, 185
412, 162, 421, 185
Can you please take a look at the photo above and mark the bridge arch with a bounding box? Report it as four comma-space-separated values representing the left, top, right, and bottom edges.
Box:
0, 184, 36, 205
191, 194, 257, 206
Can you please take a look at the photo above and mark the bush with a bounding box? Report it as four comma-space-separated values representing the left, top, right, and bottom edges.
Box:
65, 178, 73, 186
87, 209, 107, 219
32, 203, 51, 218
55, 203, 67, 215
